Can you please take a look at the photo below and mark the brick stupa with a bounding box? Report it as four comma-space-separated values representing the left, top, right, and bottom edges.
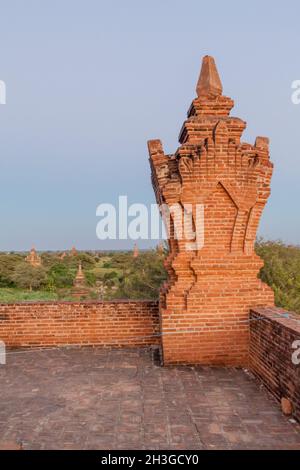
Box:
72, 262, 89, 298
133, 243, 139, 258
148, 56, 274, 366
70, 246, 77, 257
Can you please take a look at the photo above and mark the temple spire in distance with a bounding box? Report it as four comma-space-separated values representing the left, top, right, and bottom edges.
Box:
196, 55, 223, 97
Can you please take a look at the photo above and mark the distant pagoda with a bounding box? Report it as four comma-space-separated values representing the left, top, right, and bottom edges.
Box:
133, 243, 139, 258
25, 247, 42, 267
157, 242, 164, 254
72, 262, 89, 298
70, 246, 77, 257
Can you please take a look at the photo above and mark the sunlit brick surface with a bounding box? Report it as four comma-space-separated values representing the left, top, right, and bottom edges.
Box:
250, 307, 300, 422
0, 300, 159, 348
148, 56, 274, 365
1, 347, 299, 450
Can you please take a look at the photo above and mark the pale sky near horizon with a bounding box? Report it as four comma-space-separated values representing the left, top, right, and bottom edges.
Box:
0, 0, 299, 250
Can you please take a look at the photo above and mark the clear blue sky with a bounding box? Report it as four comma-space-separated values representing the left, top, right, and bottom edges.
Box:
0, 0, 299, 250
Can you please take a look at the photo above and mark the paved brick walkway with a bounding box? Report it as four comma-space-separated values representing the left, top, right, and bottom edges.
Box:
0, 347, 300, 449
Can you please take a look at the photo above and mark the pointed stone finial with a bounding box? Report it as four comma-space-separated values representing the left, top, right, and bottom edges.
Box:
196, 56, 223, 98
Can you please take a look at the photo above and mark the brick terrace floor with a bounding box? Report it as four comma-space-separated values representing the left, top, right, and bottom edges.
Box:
0, 347, 300, 450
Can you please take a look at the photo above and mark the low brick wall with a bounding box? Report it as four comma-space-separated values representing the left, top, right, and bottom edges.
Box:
250, 307, 300, 422
0, 300, 160, 349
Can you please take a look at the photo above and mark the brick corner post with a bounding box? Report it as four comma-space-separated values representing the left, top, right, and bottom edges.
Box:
148, 55, 274, 366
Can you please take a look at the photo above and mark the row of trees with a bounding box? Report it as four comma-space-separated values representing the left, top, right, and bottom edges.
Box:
103, 251, 167, 299
0, 252, 98, 292
0, 249, 167, 300
256, 239, 300, 314
0, 242, 299, 312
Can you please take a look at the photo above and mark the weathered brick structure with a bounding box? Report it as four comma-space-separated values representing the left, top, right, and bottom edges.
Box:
148, 56, 274, 365
250, 307, 300, 422
0, 300, 159, 349
25, 247, 42, 267
72, 262, 90, 298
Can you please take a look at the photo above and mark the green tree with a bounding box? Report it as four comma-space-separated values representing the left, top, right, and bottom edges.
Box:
85, 271, 97, 287
47, 263, 74, 290
10, 263, 47, 291
256, 239, 300, 313
0, 253, 24, 287
111, 250, 167, 299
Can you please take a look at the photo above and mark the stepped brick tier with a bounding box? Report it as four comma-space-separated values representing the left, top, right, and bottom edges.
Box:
148, 56, 274, 366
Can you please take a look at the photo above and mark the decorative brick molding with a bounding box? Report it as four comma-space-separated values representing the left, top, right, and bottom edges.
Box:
0, 300, 159, 349
148, 56, 274, 365
250, 307, 300, 422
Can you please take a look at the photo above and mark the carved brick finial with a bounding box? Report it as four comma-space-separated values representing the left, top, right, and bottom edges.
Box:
196, 55, 223, 97
148, 55, 274, 367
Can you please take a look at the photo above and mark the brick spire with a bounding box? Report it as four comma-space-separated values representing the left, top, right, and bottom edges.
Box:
148, 55, 274, 367
74, 262, 85, 287
196, 55, 223, 97
72, 261, 89, 298
133, 243, 139, 258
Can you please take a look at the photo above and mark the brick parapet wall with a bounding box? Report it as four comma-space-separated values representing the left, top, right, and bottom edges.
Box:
0, 300, 160, 349
250, 307, 300, 422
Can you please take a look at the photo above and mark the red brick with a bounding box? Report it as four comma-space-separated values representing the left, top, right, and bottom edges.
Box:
148, 56, 274, 366
0, 301, 159, 349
